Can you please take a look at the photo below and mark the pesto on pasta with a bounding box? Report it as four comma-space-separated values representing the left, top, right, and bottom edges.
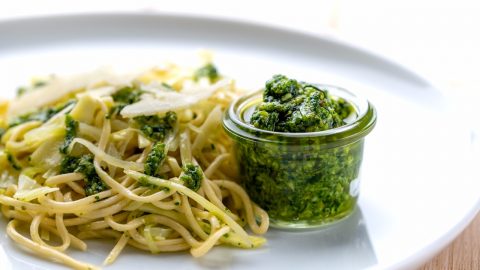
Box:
0, 61, 269, 270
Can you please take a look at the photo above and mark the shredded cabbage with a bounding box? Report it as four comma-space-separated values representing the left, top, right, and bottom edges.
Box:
13, 174, 58, 201
22, 117, 65, 149
30, 138, 63, 170
70, 94, 98, 125
0, 170, 16, 189
143, 225, 160, 253
0, 59, 269, 269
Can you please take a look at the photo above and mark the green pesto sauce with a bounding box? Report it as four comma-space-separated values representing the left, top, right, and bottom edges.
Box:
193, 63, 219, 83
250, 74, 353, 132
134, 111, 177, 142
237, 139, 363, 223
60, 154, 108, 196
59, 114, 78, 154
240, 75, 362, 224
179, 163, 203, 191
144, 142, 166, 177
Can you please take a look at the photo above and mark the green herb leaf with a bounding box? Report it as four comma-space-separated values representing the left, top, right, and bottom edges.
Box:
194, 64, 219, 83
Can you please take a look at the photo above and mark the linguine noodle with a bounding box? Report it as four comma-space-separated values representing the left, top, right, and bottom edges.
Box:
0, 61, 269, 270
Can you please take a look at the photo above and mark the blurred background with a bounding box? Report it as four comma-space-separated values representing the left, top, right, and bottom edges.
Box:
1, 0, 478, 90
1, 0, 478, 130
0, 0, 478, 268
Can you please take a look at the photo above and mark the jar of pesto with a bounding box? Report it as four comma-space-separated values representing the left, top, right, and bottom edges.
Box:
223, 75, 376, 229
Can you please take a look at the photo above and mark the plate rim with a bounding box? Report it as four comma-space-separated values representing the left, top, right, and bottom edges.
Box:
0, 11, 432, 88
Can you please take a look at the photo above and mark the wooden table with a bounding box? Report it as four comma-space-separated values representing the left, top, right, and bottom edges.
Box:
420, 213, 480, 269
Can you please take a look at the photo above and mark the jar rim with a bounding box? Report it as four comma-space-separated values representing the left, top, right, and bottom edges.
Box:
223, 84, 377, 144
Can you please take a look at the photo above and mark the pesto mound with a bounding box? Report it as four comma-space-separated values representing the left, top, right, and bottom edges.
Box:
250, 74, 353, 132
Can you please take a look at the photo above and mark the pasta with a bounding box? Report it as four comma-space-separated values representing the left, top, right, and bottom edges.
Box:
0, 60, 269, 270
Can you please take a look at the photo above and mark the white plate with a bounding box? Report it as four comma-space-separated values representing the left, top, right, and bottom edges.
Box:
0, 13, 478, 270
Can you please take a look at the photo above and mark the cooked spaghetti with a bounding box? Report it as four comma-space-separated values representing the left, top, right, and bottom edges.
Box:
0, 60, 269, 270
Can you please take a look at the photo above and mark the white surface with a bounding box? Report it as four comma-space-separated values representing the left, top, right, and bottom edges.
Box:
2, 0, 479, 134
0, 14, 478, 270
1, 0, 478, 82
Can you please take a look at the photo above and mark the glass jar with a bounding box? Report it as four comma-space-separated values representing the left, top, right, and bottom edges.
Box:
223, 85, 376, 229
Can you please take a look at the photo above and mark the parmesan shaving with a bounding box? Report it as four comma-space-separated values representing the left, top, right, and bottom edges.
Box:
8, 67, 138, 118
120, 79, 233, 118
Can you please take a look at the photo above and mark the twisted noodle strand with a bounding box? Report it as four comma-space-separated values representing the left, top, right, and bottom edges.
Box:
0, 64, 269, 269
